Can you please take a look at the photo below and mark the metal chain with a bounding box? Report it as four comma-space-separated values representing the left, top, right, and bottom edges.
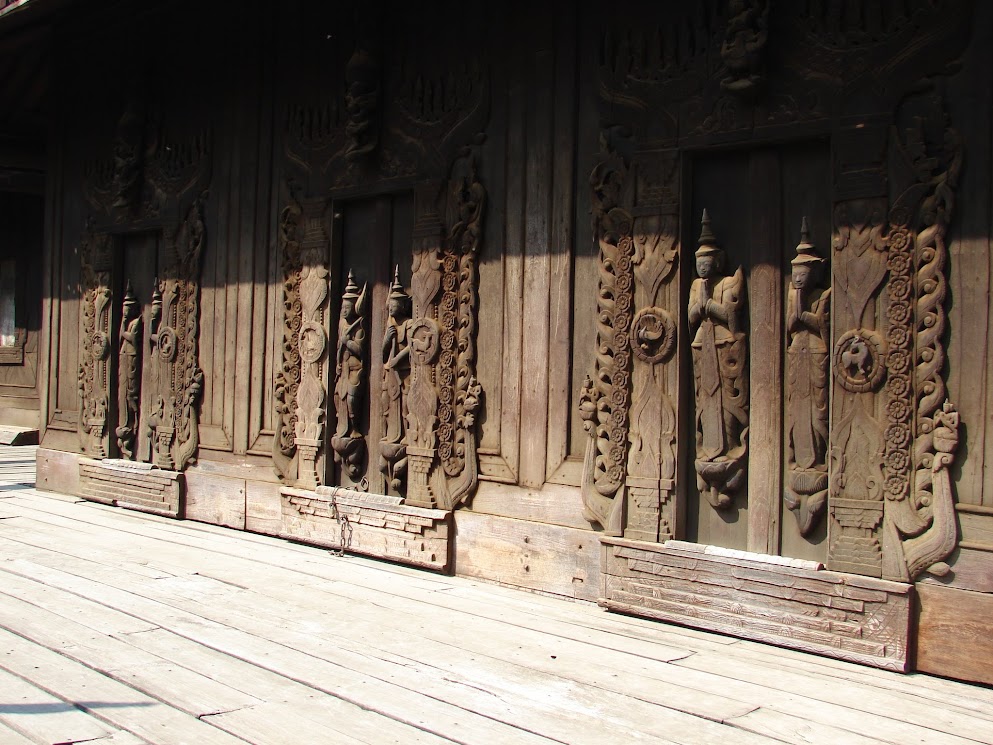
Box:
326, 487, 352, 557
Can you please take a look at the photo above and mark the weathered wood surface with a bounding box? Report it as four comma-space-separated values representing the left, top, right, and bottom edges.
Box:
916, 583, 993, 686
3, 447, 993, 745
280, 485, 451, 571
77, 457, 182, 518
601, 537, 913, 672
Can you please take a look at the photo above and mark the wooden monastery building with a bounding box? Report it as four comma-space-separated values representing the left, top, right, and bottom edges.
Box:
0, 0, 991, 685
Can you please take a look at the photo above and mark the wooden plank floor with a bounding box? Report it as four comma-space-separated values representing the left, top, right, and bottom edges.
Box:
1, 446, 991, 745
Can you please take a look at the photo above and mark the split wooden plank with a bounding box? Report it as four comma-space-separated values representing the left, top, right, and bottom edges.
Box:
0, 666, 117, 745
0, 631, 252, 745
1, 520, 966, 745
0, 557, 564, 745
0, 574, 460, 745
0, 549, 770, 745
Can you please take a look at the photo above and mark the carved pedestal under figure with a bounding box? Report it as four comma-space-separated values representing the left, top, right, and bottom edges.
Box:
688, 210, 748, 510
331, 271, 368, 483
785, 218, 831, 535
380, 267, 411, 493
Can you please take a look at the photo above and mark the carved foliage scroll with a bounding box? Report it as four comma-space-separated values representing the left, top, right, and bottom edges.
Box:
78, 226, 114, 458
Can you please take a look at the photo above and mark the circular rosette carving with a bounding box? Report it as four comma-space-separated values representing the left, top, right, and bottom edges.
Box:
157, 327, 178, 362
91, 331, 110, 361
834, 328, 886, 393
630, 307, 676, 364
298, 320, 326, 363
409, 318, 440, 365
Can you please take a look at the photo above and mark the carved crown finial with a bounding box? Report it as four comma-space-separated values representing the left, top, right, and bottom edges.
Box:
388, 265, 407, 300
791, 217, 823, 266
122, 280, 139, 315
696, 209, 721, 258
343, 269, 361, 300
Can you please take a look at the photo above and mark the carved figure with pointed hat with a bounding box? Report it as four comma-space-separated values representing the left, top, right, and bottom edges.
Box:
380, 266, 412, 493
331, 269, 368, 482
688, 210, 748, 510
786, 217, 831, 535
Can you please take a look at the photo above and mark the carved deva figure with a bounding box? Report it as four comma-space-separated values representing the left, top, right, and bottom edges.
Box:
115, 282, 143, 459
688, 210, 748, 510
785, 218, 831, 535
331, 271, 368, 482
380, 267, 411, 493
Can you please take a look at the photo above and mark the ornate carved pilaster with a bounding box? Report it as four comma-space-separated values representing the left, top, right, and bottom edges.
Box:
115, 282, 143, 459
330, 270, 367, 485
78, 226, 114, 458
688, 211, 748, 511
403, 151, 485, 510
785, 219, 831, 536
145, 195, 206, 471
294, 200, 332, 490
272, 186, 303, 482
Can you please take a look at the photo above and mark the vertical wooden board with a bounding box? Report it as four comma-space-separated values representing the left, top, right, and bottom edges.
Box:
245, 478, 283, 535
519, 45, 555, 489
35, 447, 79, 495
545, 0, 578, 482
454, 510, 599, 601
916, 582, 993, 685
943, 0, 992, 507
746, 150, 783, 556
498, 29, 526, 484
185, 471, 246, 529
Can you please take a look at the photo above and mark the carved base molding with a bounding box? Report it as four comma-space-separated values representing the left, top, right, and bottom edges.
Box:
77, 458, 183, 518
279, 485, 451, 571
600, 537, 912, 672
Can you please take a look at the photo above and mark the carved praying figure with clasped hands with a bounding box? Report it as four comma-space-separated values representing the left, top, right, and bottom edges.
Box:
380, 267, 411, 493
786, 218, 831, 535
331, 270, 368, 483
688, 210, 748, 510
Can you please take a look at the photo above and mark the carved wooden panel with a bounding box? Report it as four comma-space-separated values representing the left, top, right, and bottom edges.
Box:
280, 485, 451, 571
601, 537, 913, 671
77, 458, 182, 518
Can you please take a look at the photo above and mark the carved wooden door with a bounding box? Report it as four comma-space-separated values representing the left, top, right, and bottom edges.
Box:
328, 193, 414, 494
687, 142, 832, 563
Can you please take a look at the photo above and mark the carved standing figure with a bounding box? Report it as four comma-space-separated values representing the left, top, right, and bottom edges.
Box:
115, 282, 143, 459
688, 210, 748, 510
785, 218, 831, 535
380, 267, 411, 493
331, 271, 368, 482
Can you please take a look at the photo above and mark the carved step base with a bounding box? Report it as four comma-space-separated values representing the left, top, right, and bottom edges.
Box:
280, 486, 452, 572
600, 537, 913, 672
77, 458, 183, 518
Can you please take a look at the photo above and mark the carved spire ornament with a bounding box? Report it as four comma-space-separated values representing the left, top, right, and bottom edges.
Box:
115, 281, 143, 460
380, 266, 411, 494
331, 270, 368, 484
785, 218, 831, 535
688, 210, 748, 511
